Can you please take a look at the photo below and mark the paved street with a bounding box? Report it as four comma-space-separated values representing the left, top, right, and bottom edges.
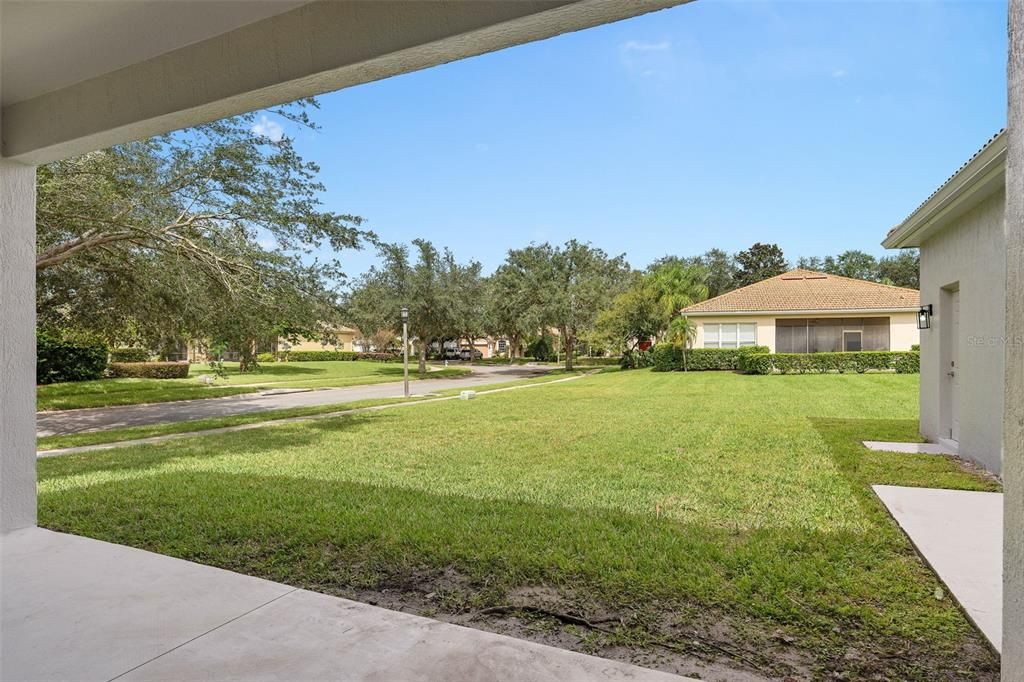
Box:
37, 365, 551, 437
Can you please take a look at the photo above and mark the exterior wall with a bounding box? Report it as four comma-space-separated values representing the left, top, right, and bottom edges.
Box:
918, 188, 1006, 474
281, 332, 356, 353
692, 312, 919, 352
890, 313, 920, 351
0, 159, 38, 532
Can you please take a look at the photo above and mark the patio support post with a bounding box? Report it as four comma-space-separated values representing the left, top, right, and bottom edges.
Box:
0, 157, 38, 533
1005, 0, 1024, 672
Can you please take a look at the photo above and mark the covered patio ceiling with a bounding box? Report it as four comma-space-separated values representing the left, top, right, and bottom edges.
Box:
1, 0, 687, 163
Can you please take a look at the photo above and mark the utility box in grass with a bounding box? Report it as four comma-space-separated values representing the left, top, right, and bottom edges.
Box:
459, 390, 476, 400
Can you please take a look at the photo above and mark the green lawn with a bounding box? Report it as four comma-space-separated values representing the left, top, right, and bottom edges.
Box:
37, 361, 468, 411
37, 371, 1000, 679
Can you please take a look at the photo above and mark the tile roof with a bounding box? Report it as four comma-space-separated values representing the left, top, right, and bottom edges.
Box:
681, 269, 920, 314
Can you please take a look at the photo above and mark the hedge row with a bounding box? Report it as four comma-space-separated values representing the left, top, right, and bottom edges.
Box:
280, 350, 399, 362
107, 361, 191, 379
742, 351, 920, 375
651, 345, 771, 372
37, 332, 109, 384
109, 347, 151, 363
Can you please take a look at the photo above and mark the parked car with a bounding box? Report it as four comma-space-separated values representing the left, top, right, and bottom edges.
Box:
460, 348, 483, 361
444, 348, 462, 360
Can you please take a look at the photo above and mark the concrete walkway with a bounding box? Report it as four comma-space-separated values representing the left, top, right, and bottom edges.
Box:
862, 440, 958, 456
872, 485, 1002, 651
1, 528, 691, 681
37, 365, 551, 437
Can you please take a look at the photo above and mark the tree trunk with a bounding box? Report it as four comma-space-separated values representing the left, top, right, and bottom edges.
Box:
564, 330, 574, 371
418, 343, 427, 374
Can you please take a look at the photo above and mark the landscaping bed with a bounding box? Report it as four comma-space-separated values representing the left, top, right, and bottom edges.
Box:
37, 371, 999, 679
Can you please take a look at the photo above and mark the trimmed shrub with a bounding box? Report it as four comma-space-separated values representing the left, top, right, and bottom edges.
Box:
37, 332, 109, 384
742, 351, 920, 375
651, 344, 770, 372
910, 344, 920, 351
740, 353, 774, 375
110, 347, 151, 363
107, 362, 190, 379
256, 352, 277, 363
894, 352, 921, 374
281, 350, 399, 362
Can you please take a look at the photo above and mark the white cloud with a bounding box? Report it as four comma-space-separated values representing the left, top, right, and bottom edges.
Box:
832, 68, 848, 78
619, 40, 675, 81
621, 40, 672, 53
251, 115, 284, 142
258, 235, 278, 250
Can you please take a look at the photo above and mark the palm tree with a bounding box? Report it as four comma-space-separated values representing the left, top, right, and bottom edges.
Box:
666, 316, 697, 371
648, 261, 709, 340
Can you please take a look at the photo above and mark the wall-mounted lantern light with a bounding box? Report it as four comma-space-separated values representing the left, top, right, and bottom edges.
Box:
917, 304, 933, 330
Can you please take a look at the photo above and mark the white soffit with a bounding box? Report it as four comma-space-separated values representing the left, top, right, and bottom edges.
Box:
1, 0, 309, 106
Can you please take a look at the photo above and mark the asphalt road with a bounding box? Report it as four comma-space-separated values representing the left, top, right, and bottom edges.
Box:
37, 364, 552, 437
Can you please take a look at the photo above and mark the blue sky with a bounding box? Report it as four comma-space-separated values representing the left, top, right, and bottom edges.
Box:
278, 0, 1007, 280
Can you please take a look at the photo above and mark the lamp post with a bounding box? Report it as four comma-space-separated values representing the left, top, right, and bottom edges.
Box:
401, 307, 410, 398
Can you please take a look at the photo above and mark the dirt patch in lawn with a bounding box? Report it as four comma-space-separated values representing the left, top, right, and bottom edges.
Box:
320, 565, 998, 682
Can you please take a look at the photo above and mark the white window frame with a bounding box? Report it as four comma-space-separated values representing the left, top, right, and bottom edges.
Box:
703, 322, 758, 348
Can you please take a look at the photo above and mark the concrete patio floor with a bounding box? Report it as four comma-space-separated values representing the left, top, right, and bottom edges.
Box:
872, 485, 1003, 652
1, 528, 691, 681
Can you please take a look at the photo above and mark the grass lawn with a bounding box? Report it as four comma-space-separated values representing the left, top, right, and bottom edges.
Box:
37, 361, 468, 411
37, 370, 1000, 679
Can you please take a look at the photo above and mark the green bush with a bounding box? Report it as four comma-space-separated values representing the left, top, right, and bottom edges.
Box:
281, 350, 398, 362
37, 332, 109, 384
651, 344, 770, 372
526, 335, 555, 362
911, 344, 920, 351
618, 350, 652, 369
742, 351, 920, 375
740, 353, 774, 375
107, 362, 190, 379
256, 352, 277, 363
110, 347, 151, 363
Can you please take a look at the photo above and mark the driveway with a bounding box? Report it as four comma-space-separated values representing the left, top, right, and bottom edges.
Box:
37, 365, 551, 437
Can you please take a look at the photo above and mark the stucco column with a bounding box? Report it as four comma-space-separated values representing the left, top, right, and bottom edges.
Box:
1005, 0, 1024, 672
0, 159, 37, 533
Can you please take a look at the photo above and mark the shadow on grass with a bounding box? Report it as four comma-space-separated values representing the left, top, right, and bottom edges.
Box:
37, 420, 999, 680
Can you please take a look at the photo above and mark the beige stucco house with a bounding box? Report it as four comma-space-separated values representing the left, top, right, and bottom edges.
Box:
681, 269, 920, 353
277, 326, 358, 353
883, 130, 1007, 475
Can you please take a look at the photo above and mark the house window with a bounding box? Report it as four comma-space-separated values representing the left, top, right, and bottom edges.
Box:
843, 330, 862, 352
738, 323, 757, 347
497, 339, 507, 352
703, 323, 757, 348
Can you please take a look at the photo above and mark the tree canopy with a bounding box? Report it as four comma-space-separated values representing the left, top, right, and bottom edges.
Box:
36, 100, 367, 369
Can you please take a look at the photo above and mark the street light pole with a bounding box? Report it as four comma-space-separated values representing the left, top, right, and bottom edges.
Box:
401, 307, 410, 399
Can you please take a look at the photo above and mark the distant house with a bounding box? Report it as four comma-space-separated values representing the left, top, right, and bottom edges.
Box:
883, 130, 1006, 474
277, 326, 358, 353
680, 269, 920, 353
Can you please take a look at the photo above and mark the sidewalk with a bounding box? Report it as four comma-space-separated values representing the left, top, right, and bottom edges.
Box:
37, 365, 550, 437
873, 485, 1002, 651
2, 528, 691, 682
